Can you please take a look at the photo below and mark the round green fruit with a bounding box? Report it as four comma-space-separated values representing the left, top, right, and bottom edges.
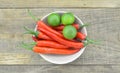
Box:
61, 13, 75, 25
63, 25, 77, 40
47, 13, 60, 27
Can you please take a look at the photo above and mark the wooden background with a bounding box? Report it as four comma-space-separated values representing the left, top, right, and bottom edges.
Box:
0, 0, 120, 73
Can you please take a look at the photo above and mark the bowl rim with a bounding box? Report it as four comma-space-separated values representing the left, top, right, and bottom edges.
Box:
35, 11, 87, 64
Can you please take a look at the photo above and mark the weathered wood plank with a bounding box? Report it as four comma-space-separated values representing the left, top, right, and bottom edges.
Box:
0, 65, 120, 73
0, 53, 30, 64
0, 0, 120, 8
0, 8, 120, 64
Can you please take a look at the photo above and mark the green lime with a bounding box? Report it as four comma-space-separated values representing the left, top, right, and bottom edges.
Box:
47, 13, 60, 27
61, 13, 75, 25
63, 25, 77, 40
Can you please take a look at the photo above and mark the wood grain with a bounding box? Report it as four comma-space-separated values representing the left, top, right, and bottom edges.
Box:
0, 65, 120, 73
0, 8, 120, 65
0, 0, 120, 8
0, 53, 30, 64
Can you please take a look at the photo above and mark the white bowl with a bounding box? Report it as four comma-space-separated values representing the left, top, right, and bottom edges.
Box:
35, 11, 87, 64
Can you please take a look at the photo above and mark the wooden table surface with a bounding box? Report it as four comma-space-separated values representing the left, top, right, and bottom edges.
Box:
0, 0, 120, 73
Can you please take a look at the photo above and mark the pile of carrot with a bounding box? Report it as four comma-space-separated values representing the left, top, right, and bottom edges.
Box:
23, 10, 92, 55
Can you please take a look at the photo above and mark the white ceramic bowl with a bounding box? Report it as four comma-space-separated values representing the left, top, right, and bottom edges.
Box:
35, 11, 87, 64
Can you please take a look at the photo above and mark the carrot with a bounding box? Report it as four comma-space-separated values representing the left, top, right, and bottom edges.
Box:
39, 28, 84, 49
52, 24, 89, 31
24, 27, 52, 41
33, 46, 79, 55
34, 40, 69, 49
37, 21, 63, 38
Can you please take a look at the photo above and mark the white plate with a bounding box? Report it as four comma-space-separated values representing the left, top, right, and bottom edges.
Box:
35, 11, 87, 64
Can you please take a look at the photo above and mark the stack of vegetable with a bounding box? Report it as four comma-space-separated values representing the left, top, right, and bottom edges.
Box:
23, 10, 92, 55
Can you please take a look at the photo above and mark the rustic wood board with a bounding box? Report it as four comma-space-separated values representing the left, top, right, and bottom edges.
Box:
0, 65, 120, 73
0, 8, 120, 73
0, 0, 120, 8
0, 8, 120, 65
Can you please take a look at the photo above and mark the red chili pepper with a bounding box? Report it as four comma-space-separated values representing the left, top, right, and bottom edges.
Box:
52, 24, 89, 31
22, 42, 79, 55
37, 32, 52, 40
37, 21, 64, 38
24, 27, 52, 41
55, 30, 86, 40
76, 32, 86, 40
33, 46, 79, 55
52, 24, 79, 30
35, 40, 69, 49
39, 28, 84, 49
32, 36, 40, 42
27, 10, 63, 38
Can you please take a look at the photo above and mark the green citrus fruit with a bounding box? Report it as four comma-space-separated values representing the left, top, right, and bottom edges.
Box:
63, 25, 77, 40
61, 13, 75, 25
47, 13, 60, 27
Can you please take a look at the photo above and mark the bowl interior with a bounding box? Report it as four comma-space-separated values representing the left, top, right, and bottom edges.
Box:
37, 11, 87, 64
